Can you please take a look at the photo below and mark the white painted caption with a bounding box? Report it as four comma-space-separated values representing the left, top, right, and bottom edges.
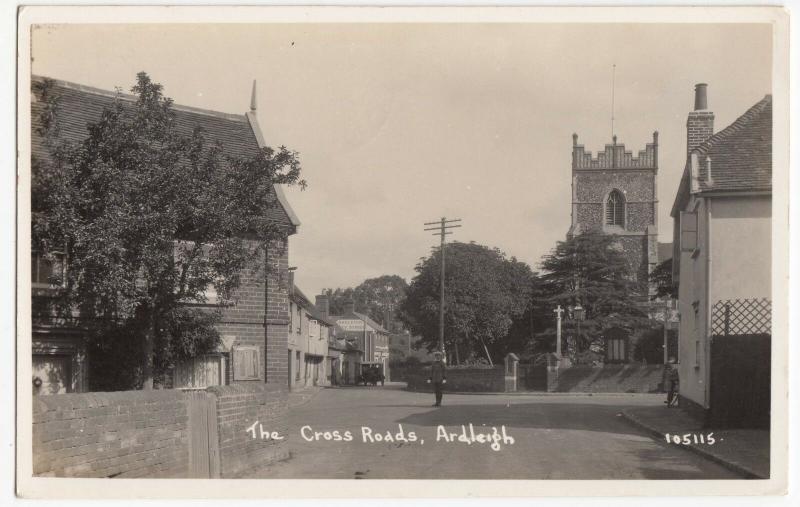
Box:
245, 422, 516, 451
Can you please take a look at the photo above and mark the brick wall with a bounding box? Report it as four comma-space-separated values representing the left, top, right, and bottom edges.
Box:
207, 383, 289, 478
216, 236, 289, 385
32, 384, 289, 478
406, 366, 505, 392
548, 364, 664, 393
32, 390, 190, 478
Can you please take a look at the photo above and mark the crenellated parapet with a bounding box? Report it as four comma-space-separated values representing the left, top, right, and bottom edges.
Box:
572, 132, 659, 170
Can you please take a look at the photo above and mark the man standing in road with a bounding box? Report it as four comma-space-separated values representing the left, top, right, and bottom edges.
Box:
427, 351, 447, 407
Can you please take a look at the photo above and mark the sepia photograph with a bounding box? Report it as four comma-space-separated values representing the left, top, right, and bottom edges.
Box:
14, 5, 791, 499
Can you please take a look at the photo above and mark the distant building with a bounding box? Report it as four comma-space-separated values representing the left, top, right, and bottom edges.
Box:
671, 84, 772, 428
316, 297, 390, 382
315, 294, 362, 385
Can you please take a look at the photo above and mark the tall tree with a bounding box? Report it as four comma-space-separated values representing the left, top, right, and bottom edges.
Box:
536, 231, 649, 355
323, 275, 408, 332
32, 73, 306, 389
399, 242, 535, 364
649, 257, 677, 300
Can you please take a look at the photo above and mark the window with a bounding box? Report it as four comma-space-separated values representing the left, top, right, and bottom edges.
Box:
295, 351, 301, 380
32, 251, 65, 288
680, 211, 699, 253
174, 354, 224, 388
296, 306, 302, 334
232, 347, 260, 380
605, 190, 625, 228
173, 240, 221, 305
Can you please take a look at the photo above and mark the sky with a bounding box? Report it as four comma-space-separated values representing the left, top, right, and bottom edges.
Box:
31, 23, 773, 297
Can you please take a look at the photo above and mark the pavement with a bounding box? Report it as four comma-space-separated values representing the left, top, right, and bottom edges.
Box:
621, 405, 769, 479
247, 384, 742, 480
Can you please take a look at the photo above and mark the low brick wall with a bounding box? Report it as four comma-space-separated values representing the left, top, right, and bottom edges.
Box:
406, 366, 505, 392
208, 383, 289, 478
32, 390, 190, 478
32, 384, 289, 478
549, 364, 665, 393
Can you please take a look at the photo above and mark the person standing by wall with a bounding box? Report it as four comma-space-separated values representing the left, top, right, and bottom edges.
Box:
663, 356, 680, 407
427, 351, 447, 407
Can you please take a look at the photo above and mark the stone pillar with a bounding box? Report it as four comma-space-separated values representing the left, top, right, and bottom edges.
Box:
504, 353, 519, 392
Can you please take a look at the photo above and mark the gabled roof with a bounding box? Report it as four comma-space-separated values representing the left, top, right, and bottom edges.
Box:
693, 95, 772, 193
291, 284, 337, 327
352, 311, 390, 334
671, 94, 772, 216
30, 75, 300, 229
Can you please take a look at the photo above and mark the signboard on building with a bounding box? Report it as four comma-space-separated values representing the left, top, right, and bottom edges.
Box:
337, 319, 367, 332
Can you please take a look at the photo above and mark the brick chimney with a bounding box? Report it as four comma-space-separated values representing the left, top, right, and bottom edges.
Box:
686, 83, 714, 157
344, 300, 355, 315
315, 294, 330, 319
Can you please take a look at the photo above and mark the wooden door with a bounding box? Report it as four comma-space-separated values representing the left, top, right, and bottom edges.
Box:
186, 391, 220, 478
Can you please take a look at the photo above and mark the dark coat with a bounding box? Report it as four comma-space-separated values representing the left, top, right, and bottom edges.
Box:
429, 361, 447, 383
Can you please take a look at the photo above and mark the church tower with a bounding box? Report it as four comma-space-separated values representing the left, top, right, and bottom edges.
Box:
568, 132, 660, 296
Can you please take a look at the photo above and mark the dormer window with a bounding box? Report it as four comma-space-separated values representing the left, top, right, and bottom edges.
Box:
605, 190, 625, 228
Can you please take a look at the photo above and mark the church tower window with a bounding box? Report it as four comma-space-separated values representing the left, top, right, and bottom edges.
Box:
605, 189, 625, 228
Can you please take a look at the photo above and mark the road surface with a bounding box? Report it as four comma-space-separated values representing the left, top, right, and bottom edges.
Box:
250, 385, 739, 480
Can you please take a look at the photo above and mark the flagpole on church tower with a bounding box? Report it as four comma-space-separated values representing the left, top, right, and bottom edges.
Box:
611, 64, 616, 139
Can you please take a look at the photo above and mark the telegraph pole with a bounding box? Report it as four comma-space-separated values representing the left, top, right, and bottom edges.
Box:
424, 217, 461, 356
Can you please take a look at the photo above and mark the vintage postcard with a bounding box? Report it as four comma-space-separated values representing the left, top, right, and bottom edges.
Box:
15, 5, 790, 499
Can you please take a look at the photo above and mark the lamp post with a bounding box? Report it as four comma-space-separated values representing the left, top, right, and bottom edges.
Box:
572, 304, 585, 355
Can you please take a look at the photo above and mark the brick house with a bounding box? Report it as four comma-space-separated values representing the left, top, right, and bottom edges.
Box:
568, 130, 663, 362
671, 84, 772, 428
30, 76, 300, 393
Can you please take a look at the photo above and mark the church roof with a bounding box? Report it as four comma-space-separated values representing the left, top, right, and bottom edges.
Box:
30, 75, 299, 229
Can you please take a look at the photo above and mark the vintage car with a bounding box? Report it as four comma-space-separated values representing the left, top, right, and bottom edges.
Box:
358, 362, 385, 386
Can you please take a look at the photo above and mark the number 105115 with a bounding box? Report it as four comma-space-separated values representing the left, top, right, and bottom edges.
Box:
665, 432, 716, 445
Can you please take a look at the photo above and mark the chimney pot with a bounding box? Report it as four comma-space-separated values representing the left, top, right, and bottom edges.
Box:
694, 83, 708, 111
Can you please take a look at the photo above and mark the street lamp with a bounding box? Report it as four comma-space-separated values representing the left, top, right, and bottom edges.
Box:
572, 304, 585, 354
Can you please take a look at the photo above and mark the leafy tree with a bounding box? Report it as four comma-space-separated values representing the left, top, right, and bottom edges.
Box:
536, 231, 650, 355
399, 242, 535, 365
323, 275, 408, 332
32, 73, 305, 389
649, 257, 677, 300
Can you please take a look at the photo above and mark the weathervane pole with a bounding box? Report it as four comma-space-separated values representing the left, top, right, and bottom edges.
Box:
611, 64, 616, 139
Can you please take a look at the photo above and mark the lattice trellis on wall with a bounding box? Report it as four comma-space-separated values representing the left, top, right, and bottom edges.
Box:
711, 298, 771, 336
